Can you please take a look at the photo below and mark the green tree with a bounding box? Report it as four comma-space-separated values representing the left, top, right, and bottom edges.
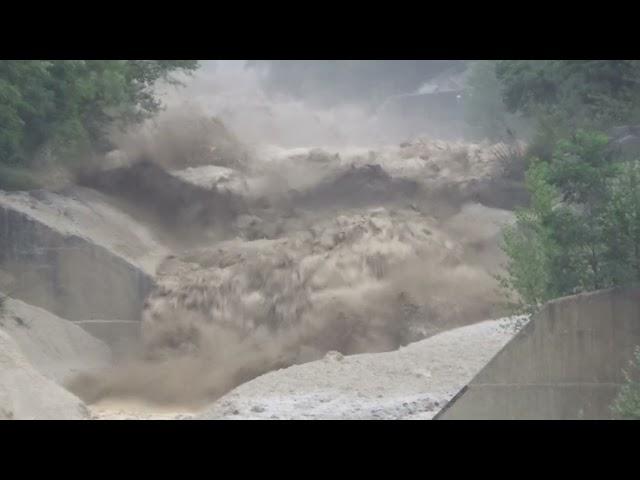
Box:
493, 61, 640, 418
498, 159, 557, 312
494, 61, 640, 311
462, 60, 520, 141
499, 131, 640, 312
494, 60, 640, 163
612, 347, 640, 419
0, 60, 199, 169
496, 60, 640, 131
601, 159, 640, 284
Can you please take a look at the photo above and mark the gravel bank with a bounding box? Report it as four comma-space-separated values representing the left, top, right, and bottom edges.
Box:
196, 317, 525, 420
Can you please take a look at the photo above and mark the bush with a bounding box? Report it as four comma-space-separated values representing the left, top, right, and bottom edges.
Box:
0, 164, 41, 191
462, 61, 528, 142
497, 159, 556, 313
612, 347, 640, 419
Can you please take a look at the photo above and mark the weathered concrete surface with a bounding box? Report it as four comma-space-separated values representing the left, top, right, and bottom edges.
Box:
436, 287, 640, 419
0, 297, 111, 384
0, 188, 167, 321
75, 320, 140, 353
0, 328, 90, 420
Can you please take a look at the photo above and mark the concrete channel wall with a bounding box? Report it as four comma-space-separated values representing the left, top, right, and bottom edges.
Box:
0, 206, 153, 321
436, 287, 640, 419
74, 320, 141, 352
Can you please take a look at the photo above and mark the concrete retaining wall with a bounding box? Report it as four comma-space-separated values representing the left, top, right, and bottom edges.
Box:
0, 206, 153, 321
74, 320, 140, 353
436, 287, 640, 419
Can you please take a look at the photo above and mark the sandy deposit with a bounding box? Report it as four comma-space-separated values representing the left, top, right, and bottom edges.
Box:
0, 295, 113, 419
88, 398, 196, 420
197, 317, 526, 420
0, 298, 111, 384
85, 318, 525, 420
0, 328, 90, 420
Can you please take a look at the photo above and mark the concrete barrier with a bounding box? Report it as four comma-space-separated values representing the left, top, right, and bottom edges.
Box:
0, 201, 154, 321
435, 287, 640, 419
74, 320, 140, 354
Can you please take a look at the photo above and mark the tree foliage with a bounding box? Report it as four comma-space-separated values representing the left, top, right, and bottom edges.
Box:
612, 347, 640, 419
498, 159, 556, 312
489, 61, 640, 417
0, 60, 198, 168
499, 131, 640, 313
462, 60, 525, 141
495, 60, 640, 133
495, 61, 640, 314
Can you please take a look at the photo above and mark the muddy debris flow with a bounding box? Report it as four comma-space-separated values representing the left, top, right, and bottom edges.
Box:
63, 134, 521, 411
